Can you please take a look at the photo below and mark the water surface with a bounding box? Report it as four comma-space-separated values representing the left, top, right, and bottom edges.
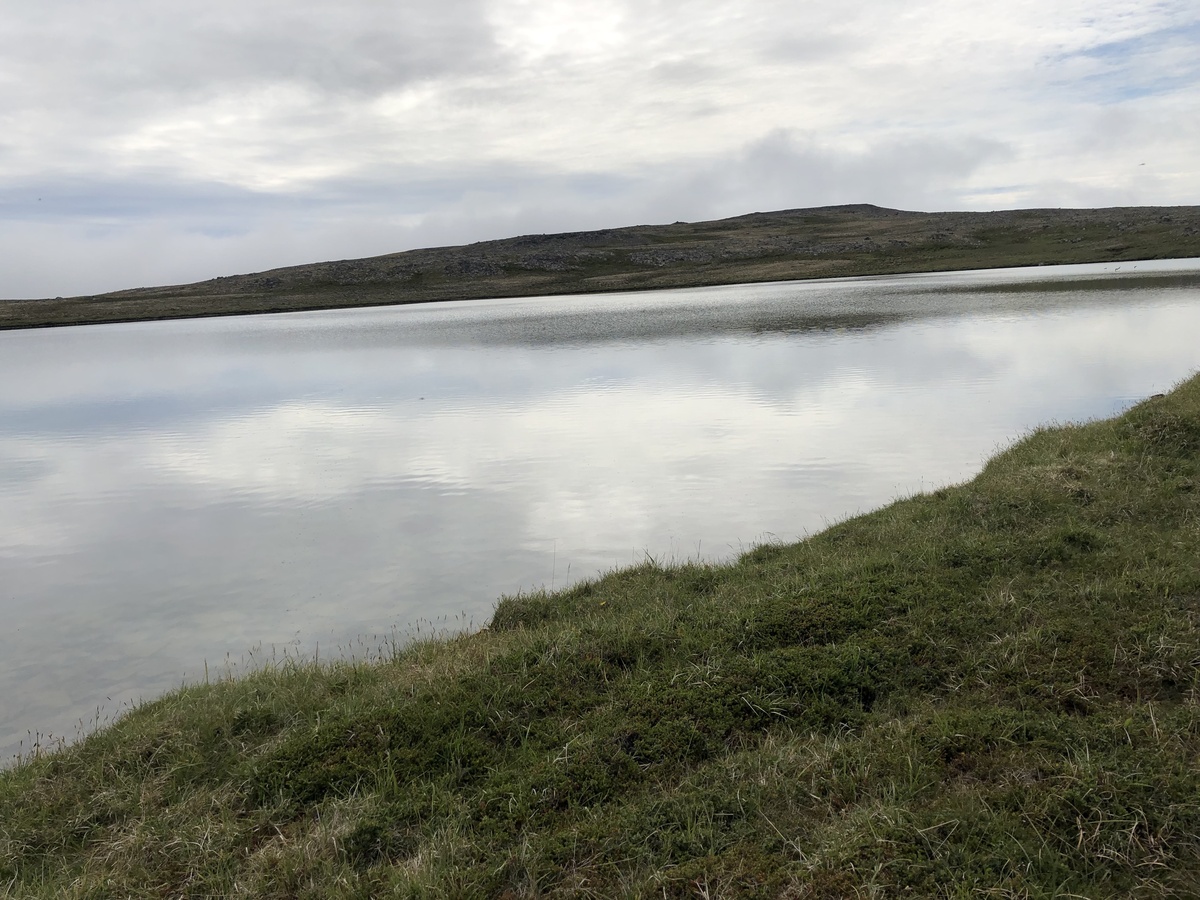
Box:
2, 259, 1199, 760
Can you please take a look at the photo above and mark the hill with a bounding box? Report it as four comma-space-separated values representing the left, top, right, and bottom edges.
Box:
5, 203, 1200, 329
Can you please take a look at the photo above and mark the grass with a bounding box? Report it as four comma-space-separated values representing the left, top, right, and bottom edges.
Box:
2, 374, 1200, 897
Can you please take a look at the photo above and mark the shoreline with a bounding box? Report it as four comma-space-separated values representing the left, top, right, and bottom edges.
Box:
4, 374, 1200, 894
6, 203, 1200, 331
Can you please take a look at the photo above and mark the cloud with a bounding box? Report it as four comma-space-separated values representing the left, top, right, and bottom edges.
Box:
654, 130, 1011, 218
0, 129, 1007, 298
3, 1, 504, 101
1, 0, 1198, 297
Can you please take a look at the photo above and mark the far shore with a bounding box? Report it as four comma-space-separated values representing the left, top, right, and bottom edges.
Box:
5, 203, 1200, 331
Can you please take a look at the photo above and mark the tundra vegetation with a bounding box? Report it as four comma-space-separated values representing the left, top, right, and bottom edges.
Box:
2, 369, 1199, 895
4, 203, 1200, 329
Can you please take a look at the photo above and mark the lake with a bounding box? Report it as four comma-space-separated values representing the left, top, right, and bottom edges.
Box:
2, 259, 1199, 762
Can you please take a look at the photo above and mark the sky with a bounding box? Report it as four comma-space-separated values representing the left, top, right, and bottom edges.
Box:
2, 0, 1199, 299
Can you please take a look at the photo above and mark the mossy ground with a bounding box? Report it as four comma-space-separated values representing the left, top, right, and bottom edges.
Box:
3, 375, 1200, 897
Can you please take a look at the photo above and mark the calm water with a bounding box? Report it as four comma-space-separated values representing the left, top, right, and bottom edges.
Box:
2, 259, 1199, 761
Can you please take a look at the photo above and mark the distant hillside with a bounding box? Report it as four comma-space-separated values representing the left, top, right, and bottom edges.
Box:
5, 203, 1200, 329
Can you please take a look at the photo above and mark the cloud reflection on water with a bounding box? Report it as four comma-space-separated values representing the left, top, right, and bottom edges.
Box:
1, 264, 1199, 760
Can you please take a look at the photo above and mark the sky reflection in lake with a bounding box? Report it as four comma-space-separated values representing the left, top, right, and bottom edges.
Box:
2, 260, 1199, 761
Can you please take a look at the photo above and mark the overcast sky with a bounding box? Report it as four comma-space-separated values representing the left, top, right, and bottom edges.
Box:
2, 0, 1198, 299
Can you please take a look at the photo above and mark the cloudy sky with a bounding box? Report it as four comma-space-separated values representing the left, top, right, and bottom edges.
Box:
2, 0, 1198, 299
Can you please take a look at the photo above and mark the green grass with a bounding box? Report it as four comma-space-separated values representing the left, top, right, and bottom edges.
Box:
3, 375, 1200, 897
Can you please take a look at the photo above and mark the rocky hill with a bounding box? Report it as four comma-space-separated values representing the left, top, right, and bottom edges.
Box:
6, 203, 1200, 329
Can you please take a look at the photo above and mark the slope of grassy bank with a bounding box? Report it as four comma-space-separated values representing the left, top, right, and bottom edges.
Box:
3, 375, 1200, 897
5, 203, 1200, 329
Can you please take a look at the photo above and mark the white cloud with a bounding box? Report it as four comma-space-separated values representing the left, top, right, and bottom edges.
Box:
1, 0, 1198, 297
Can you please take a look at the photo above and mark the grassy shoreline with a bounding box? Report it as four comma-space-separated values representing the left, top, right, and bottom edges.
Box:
5, 203, 1200, 330
3, 373, 1199, 895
